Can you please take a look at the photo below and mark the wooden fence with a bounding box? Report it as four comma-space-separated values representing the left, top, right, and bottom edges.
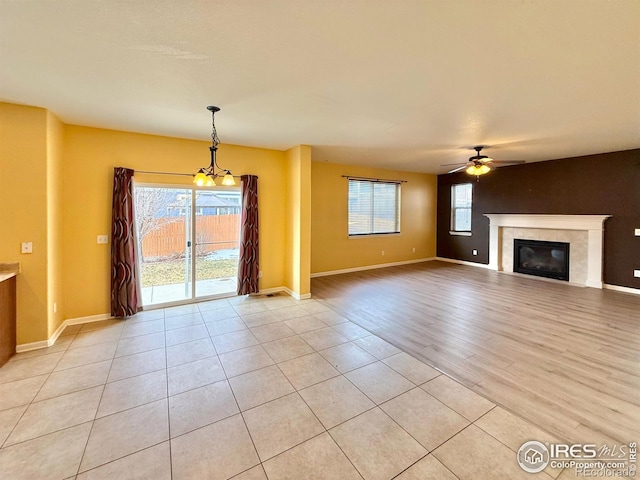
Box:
141, 214, 241, 259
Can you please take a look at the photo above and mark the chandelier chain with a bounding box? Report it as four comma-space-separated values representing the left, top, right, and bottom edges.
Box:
211, 110, 220, 148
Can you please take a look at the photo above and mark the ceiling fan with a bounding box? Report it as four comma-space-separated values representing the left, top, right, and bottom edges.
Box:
442, 146, 525, 177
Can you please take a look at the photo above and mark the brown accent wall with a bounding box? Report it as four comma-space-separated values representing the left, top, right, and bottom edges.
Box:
437, 149, 640, 289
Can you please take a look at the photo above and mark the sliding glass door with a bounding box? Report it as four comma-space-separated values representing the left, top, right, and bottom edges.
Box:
134, 185, 240, 307
194, 190, 242, 297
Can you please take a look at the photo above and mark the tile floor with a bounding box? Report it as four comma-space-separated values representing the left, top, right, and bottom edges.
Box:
141, 277, 238, 306
0, 294, 586, 479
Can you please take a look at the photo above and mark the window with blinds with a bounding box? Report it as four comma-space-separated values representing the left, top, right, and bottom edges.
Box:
451, 183, 472, 232
348, 179, 400, 236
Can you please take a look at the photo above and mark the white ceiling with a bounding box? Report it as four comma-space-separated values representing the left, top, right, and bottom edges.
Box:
1, 0, 639, 174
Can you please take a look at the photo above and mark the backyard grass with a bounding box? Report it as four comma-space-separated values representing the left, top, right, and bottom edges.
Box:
140, 258, 238, 286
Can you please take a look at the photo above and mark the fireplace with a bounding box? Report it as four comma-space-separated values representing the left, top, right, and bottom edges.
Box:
513, 239, 570, 281
484, 215, 610, 288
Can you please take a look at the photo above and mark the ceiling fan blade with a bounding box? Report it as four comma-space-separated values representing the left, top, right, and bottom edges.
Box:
447, 165, 468, 174
489, 160, 527, 164
441, 162, 469, 166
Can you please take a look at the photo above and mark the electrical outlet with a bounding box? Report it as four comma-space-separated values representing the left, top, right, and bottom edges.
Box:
472, 249, 478, 256
258, 271, 263, 278
412, 247, 415, 253
53, 302, 57, 314
381, 250, 385, 256
21, 242, 33, 254
634, 270, 640, 278
97, 235, 109, 244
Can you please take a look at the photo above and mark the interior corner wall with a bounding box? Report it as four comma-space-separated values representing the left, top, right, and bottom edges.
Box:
310, 161, 437, 275
46, 111, 64, 337
284, 145, 312, 297
299, 147, 311, 295
436, 149, 640, 289
0, 102, 49, 344
283, 153, 295, 292
62, 125, 287, 320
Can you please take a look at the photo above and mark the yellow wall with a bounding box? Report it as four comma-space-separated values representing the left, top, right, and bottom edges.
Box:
46, 111, 64, 337
311, 161, 437, 274
0, 103, 49, 343
284, 146, 311, 297
62, 125, 287, 319
1, 100, 437, 344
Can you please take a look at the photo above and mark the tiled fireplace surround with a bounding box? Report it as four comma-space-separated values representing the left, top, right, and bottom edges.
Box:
484, 214, 611, 288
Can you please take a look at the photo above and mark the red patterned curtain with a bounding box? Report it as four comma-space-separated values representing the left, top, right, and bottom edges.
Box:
237, 175, 259, 295
110, 167, 140, 316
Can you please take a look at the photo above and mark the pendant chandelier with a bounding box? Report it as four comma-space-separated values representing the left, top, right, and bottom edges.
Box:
193, 106, 236, 187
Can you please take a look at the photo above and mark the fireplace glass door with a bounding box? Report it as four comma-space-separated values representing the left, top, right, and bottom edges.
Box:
513, 239, 570, 281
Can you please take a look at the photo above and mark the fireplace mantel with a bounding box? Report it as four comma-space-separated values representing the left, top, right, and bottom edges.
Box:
483, 214, 611, 288
483, 214, 611, 231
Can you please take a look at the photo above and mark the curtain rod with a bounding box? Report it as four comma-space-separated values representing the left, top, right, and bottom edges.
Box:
342, 175, 407, 184
136, 170, 192, 177
135, 170, 242, 178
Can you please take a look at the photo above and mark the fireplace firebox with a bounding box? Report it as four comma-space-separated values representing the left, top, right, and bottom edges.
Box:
513, 239, 570, 281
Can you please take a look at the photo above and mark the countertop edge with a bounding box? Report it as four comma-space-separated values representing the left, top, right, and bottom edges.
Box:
0, 272, 17, 283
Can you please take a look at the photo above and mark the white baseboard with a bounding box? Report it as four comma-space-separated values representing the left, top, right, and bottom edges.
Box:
257, 286, 287, 296
310, 258, 435, 278
283, 287, 312, 300
15, 339, 50, 353
258, 286, 312, 300
64, 312, 114, 326
16, 313, 114, 353
45, 319, 71, 350
435, 257, 492, 269
603, 283, 640, 296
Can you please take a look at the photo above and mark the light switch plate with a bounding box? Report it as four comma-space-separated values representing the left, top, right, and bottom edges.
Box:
21, 242, 33, 254
634, 270, 640, 278
97, 235, 109, 244
635, 229, 640, 236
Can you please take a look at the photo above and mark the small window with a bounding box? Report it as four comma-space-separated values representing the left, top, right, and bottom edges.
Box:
348, 180, 400, 236
451, 183, 472, 233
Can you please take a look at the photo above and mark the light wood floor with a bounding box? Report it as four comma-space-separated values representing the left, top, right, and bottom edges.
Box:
312, 261, 640, 446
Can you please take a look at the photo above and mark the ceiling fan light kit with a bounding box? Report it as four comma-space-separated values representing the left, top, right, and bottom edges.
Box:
466, 164, 491, 176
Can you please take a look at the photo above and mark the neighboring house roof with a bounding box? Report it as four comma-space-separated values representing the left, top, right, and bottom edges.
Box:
168, 193, 237, 209
194, 195, 234, 208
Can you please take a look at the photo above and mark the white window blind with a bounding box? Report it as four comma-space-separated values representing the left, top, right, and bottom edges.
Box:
451, 183, 472, 232
348, 180, 400, 236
